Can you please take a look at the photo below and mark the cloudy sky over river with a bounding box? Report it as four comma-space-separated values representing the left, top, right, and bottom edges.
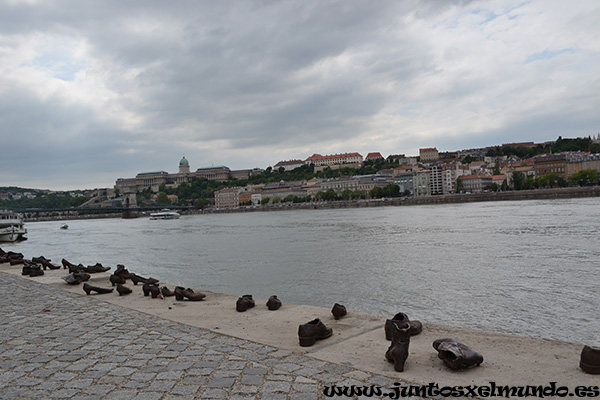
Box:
1, 0, 599, 190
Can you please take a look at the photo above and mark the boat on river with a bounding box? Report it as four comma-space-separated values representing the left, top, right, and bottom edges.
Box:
149, 209, 180, 220
0, 209, 27, 242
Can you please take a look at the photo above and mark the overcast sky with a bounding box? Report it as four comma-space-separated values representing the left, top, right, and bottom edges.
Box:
1, 0, 599, 191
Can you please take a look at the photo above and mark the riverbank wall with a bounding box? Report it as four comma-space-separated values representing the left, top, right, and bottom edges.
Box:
24, 186, 600, 221
199, 186, 600, 215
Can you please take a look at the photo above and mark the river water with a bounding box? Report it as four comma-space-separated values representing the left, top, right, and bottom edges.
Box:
7, 198, 600, 345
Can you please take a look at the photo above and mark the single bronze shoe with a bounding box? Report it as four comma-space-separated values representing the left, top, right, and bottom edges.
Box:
174, 286, 206, 301
433, 338, 483, 370
22, 264, 32, 276
131, 274, 159, 285
331, 303, 347, 320
385, 312, 422, 339
236, 295, 255, 311
266, 295, 282, 310
385, 320, 411, 372
298, 318, 333, 347
580, 345, 600, 374
83, 283, 114, 295
61, 258, 78, 269
116, 284, 132, 296
159, 286, 175, 297
109, 274, 126, 286
86, 263, 111, 273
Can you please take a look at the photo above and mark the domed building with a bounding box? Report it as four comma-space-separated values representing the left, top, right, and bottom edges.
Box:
179, 156, 190, 174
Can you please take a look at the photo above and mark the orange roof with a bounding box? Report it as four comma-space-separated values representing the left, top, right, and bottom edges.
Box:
419, 147, 438, 152
365, 152, 383, 159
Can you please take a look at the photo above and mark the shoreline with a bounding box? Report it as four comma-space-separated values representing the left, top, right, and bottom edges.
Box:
2, 261, 597, 391
22, 186, 600, 222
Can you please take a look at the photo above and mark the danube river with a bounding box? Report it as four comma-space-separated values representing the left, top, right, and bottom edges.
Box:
11, 197, 600, 345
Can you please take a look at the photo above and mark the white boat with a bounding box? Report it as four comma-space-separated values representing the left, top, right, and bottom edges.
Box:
0, 209, 27, 242
149, 209, 180, 220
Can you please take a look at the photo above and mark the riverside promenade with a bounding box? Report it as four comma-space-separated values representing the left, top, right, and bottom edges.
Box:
0, 271, 417, 400
1, 264, 597, 399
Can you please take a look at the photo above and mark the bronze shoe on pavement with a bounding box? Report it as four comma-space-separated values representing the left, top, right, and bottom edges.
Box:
580, 345, 600, 374
331, 303, 347, 320
143, 283, 160, 298
110, 274, 126, 286
385, 312, 422, 339
131, 274, 159, 285
174, 286, 206, 301
86, 263, 111, 273
433, 338, 483, 370
159, 286, 175, 297
83, 283, 114, 295
236, 294, 255, 311
266, 295, 282, 310
116, 284, 132, 296
298, 318, 333, 347
385, 320, 411, 372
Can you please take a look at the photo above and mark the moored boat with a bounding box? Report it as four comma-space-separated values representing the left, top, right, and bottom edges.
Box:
0, 209, 27, 242
149, 209, 180, 220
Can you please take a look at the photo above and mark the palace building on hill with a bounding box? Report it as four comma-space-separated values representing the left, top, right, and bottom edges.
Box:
114, 157, 260, 193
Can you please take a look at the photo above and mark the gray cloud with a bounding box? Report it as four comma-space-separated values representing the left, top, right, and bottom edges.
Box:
0, 0, 598, 190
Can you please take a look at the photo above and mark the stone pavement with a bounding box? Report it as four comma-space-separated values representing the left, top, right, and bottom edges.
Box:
0, 272, 420, 400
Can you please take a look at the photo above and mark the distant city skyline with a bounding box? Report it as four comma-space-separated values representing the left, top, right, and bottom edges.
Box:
1, 1, 598, 191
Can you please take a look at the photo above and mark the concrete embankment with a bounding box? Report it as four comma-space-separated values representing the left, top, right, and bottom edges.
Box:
22, 186, 600, 221
2, 262, 597, 395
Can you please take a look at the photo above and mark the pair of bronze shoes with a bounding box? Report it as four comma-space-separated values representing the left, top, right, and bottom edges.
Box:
236, 295, 255, 311
174, 286, 206, 301
143, 283, 176, 299
237, 295, 282, 311
22, 261, 44, 277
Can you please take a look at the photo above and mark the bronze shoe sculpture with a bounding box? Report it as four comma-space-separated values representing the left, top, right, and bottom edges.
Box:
32, 256, 60, 270
385, 320, 411, 372
61, 258, 78, 270
580, 345, 600, 374
114, 264, 133, 279
159, 286, 175, 297
83, 283, 114, 295
236, 294, 255, 311
266, 295, 282, 310
174, 286, 206, 301
143, 283, 160, 298
109, 274, 126, 286
331, 303, 347, 320
116, 284, 132, 296
131, 274, 159, 285
298, 318, 333, 347
86, 263, 111, 273
385, 312, 422, 339
433, 338, 483, 370
62, 271, 91, 285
